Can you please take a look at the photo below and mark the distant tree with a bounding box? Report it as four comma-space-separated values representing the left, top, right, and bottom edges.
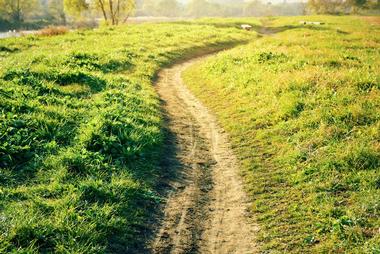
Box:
140, 0, 156, 15
63, 0, 88, 17
186, 0, 221, 17
0, 0, 39, 23
348, 0, 380, 12
64, 0, 135, 25
308, 0, 345, 14
244, 0, 269, 16
187, 0, 206, 16
46, 0, 66, 24
156, 0, 181, 17
354, 0, 367, 6
349, 0, 367, 12
217, 2, 244, 17
307, 0, 372, 13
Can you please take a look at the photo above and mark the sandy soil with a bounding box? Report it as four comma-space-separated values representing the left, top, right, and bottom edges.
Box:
149, 55, 258, 254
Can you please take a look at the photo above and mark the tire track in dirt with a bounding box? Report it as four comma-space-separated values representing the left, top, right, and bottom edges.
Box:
150, 54, 258, 254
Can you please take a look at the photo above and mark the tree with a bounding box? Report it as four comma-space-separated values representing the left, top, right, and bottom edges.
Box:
0, 0, 39, 23
139, 0, 181, 17
63, 0, 88, 17
155, 0, 181, 17
42, 0, 67, 24
64, 0, 136, 25
308, 0, 344, 14
186, 0, 222, 17
244, 0, 269, 16
140, 0, 156, 16
349, 0, 380, 12
307, 0, 372, 14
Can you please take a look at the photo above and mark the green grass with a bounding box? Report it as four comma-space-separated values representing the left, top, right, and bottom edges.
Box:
0, 21, 253, 253
183, 16, 380, 253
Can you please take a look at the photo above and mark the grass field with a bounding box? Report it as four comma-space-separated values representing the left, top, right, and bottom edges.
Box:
1, 15, 379, 253
0, 21, 253, 253
184, 16, 380, 253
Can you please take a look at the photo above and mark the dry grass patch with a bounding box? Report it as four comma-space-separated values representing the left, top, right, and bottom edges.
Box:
37, 26, 69, 36
361, 16, 380, 25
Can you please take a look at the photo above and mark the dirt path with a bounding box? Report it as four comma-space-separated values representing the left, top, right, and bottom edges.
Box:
150, 55, 258, 254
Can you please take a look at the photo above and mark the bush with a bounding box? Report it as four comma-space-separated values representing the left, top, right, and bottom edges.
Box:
36, 26, 69, 37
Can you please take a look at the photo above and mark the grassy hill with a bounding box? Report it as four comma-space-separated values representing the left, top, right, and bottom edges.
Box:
1, 15, 379, 253
183, 16, 380, 253
0, 21, 253, 253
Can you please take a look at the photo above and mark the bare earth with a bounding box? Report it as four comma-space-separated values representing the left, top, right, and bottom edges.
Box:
150, 55, 258, 254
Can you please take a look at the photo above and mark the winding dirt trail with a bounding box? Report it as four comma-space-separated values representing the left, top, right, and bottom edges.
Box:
150, 54, 258, 254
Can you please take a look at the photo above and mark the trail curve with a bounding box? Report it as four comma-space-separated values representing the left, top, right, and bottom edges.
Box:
150, 54, 258, 254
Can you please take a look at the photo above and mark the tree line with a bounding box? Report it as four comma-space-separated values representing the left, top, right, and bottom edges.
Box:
141, 0, 379, 16
0, 0, 136, 29
0, 0, 379, 31
308, 0, 380, 14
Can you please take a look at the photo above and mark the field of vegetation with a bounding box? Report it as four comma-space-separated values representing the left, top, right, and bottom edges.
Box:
184, 16, 380, 253
1, 15, 379, 254
0, 20, 254, 253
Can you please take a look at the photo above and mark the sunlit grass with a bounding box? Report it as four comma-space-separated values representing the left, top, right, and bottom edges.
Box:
184, 16, 380, 253
0, 21, 253, 253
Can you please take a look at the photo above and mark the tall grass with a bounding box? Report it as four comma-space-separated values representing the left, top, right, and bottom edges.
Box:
0, 21, 252, 253
184, 16, 380, 253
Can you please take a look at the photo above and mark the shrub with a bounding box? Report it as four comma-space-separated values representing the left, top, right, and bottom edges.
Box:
37, 26, 69, 37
